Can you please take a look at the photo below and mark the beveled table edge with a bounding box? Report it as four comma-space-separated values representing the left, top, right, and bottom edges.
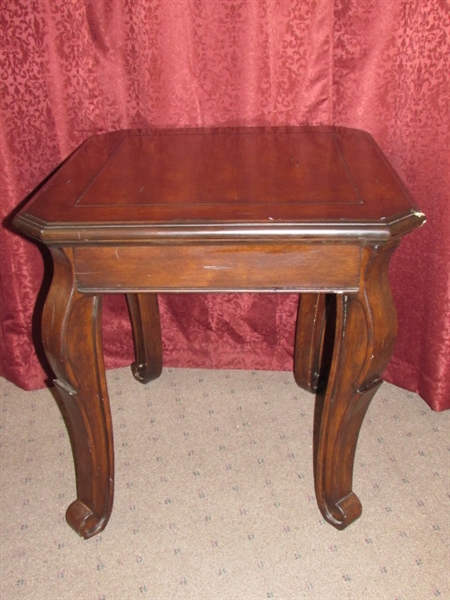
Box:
13, 210, 425, 246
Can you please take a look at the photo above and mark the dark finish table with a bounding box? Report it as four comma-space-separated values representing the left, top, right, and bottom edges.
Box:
13, 126, 425, 538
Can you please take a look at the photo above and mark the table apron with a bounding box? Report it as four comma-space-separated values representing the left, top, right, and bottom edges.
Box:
73, 243, 362, 293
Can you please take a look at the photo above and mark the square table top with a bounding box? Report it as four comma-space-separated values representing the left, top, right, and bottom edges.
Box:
14, 126, 425, 245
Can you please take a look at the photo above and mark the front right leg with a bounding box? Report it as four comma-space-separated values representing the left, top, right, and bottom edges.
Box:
42, 248, 114, 539
312, 243, 398, 529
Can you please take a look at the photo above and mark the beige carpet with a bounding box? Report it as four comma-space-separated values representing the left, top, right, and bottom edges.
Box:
1, 367, 449, 600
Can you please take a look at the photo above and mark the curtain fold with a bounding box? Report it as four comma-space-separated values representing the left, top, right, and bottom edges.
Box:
332, 0, 450, 410
1, 0, 448, 410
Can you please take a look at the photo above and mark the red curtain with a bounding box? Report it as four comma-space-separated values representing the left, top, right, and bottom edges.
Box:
1, 1, 449, 411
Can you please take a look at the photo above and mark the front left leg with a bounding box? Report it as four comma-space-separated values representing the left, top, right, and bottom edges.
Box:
313, 242, 399, 529
42, 248, 114, 539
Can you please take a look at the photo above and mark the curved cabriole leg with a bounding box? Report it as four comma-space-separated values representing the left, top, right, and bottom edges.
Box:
42, 248, 114, 539
313, 243, 399, 529
294, 293, 329, 393
126, 293, 163, 384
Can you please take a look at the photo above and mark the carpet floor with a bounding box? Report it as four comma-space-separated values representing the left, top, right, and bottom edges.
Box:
1, 367, 449, 600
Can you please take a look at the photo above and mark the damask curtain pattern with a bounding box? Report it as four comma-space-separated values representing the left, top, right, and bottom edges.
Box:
332, 0, 450, 410
1, 0, 449, 410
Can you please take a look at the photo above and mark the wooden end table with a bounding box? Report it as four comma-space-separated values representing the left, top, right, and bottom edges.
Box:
13, 126, 425, 538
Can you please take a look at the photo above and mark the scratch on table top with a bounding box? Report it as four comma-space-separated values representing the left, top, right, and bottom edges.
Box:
203, 265, 231, 270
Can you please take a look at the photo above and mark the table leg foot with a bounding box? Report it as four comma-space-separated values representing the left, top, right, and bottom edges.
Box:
311, 244, 398, 529
42, 249, 114, 539
66, 499, 109, 539
127, 293, 163, 384
314, 379, 382, 528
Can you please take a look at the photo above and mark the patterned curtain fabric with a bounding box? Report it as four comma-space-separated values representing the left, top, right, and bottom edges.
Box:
1, 1, 449, 411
